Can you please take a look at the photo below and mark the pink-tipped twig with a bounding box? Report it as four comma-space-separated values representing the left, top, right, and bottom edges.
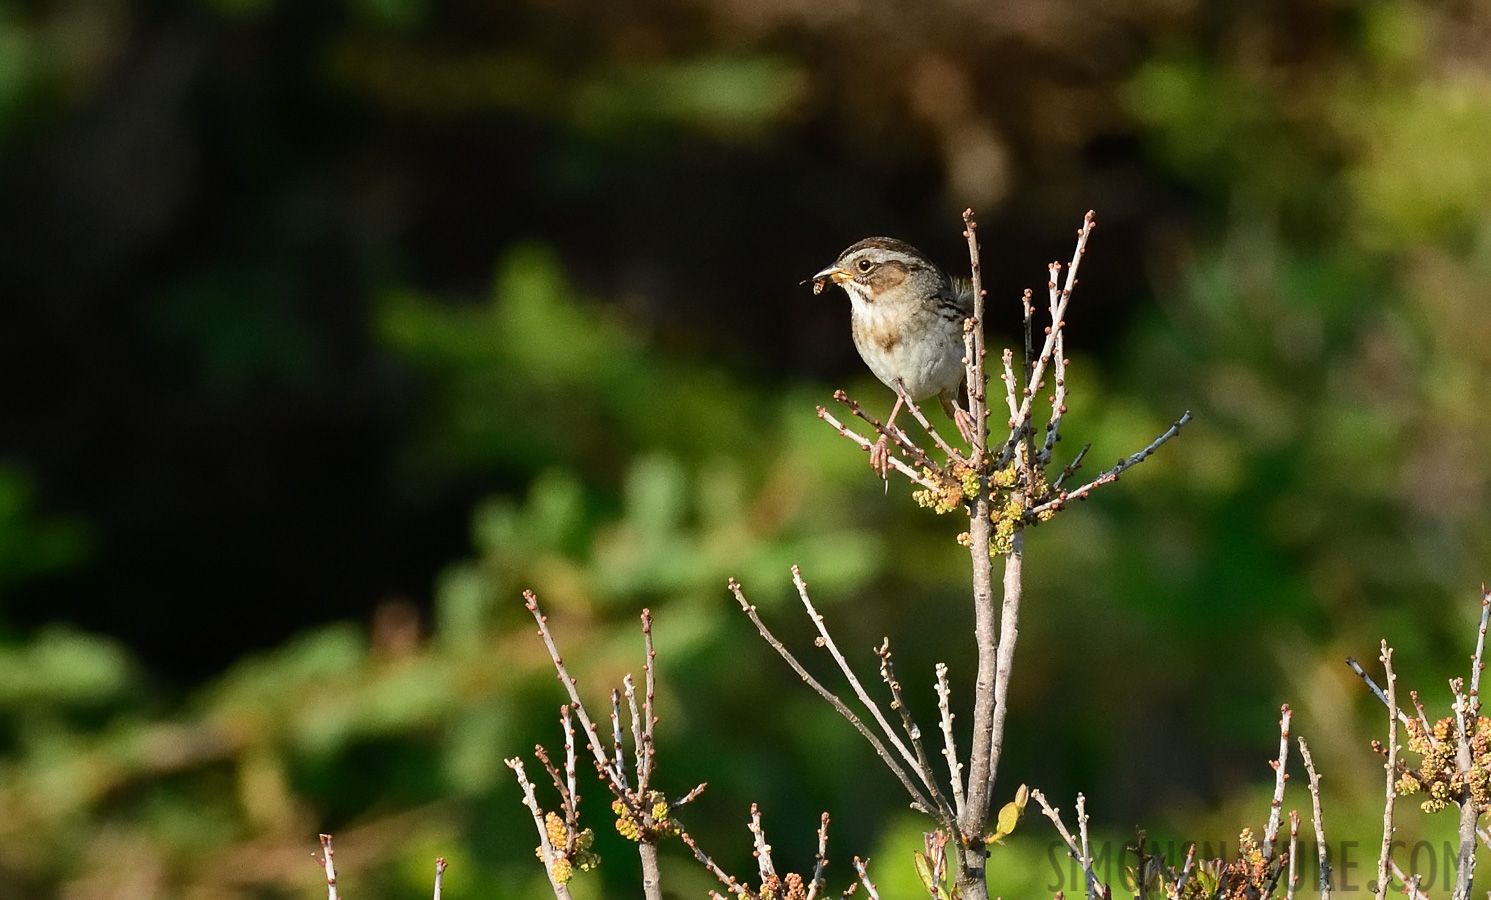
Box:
1288, 812, 1300, 900
749, 804, 776, 881
817, 407, 940, 490
433, 857, 448, 900
962, 209, 990, 460
852, 857, 882, 900
1169, 844, 1197, 900
1377, 644, 1399, 900
681, 829, 756, 899
523, 592, 624, 787
318, 834, 340, 900
1264, 704, 1292, 859
640, 607, 659, 790
807, 813, 831, 900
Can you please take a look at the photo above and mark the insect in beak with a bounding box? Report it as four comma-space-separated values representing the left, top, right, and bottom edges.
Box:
808, 265, 847, 295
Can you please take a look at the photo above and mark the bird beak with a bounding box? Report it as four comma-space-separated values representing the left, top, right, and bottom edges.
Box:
807, 265, 849, 295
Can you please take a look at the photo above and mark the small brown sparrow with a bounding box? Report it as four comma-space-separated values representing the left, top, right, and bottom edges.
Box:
812, 237, 977, 475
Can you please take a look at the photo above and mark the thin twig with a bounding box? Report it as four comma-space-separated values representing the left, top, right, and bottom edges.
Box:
623, 679, 641, 789
1451, 676, 1477, 900
1348, 657, 1418, 732
1078, 794, 1094, 900
984, 532, 1024, 811
893, 379, 969, 464
935, 662, 967, 820
749, 804, 776, 881
998, 212, 1094, 468
852, 858, 882, 900
1390, 861, 1428, 900
610, 690, 629, 791
505, 759, 576, 900
1041, 268, 1069, 466
962, 209, 990, 461
1001, 349, 1020, 421
1033, 789, 1101, 900
1378, 643, 1399, 900
681, 830, 756, 900
1298, 737, 1331, 900
817, 407, 940, 490
523, 592, 623, 786
876, 639, 957, 823
671, 782, 708, 809
1169, 844, 1196, 900
1053, 443, 1092, 491
318, 834, 340, 900
807, 813, 830, 900
1026, 412, 1193, 519
433, 857, 447, 900
792, 568, 931, 793
1289, 811, 1301, 900
641, 608, 659, 790
1265, 705, 1293, 859
730, 578, 936, 815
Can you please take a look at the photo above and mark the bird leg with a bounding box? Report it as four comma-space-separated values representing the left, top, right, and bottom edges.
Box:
939, 391, 978, 447
871, 394, 906, 479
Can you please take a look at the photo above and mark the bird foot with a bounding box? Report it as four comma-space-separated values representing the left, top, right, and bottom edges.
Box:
869, 434, 892, 479
954, 406, 979, 447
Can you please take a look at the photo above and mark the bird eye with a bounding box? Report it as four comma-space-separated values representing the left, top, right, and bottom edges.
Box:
856, 259, 873, 273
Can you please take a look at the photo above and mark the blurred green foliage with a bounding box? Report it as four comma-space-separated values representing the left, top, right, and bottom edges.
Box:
7, 0, 1491, 897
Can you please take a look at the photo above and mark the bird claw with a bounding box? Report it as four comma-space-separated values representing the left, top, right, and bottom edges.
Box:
954, 406, 978, 447
869, 435, 892, 479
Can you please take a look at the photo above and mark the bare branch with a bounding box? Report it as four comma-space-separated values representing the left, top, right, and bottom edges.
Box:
522, 592, 623, 787
1169, 844, 1196, 900
1377, 644, 1398, 900
807, 813, 831, 900
433, 857, 447, 900
681, 830, 756, 900
852, 857, 882, 900
791, 568, 932, 792
730, 577, 937, 816
935, 662, 966, 820
749, 804, 776, 882
1288, 812, 1300, 900
1032, 789, 1101, 900
875, 639, 957, 823
1298, 737, 1331, 900
1265, 704, 1292, 859
505, 759, 576, 900
961, 209, 990, 461
1026, 412, 1193, 519
998, 211, 1093, 468
1348, 657, 1418, 732
318, 834, 340, 900
1451, 675, 1477, 900
892, 379, 969, 464
817, 406, 940, 490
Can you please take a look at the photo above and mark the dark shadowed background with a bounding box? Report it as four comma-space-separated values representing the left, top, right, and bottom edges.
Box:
3, 0, 1491, 897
